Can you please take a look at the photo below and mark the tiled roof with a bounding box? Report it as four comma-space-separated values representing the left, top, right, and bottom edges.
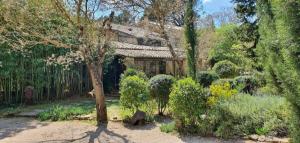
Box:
111, 24, 164, 41
112, 41, 185, 59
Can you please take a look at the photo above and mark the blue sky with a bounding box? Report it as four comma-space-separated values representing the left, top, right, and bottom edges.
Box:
202, 0, 234, 14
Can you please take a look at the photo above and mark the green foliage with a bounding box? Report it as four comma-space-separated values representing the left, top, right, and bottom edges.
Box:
257, 0, 300, 141
184, 0, 197, 79
149, 74, 175, 115
208, 24, 238, 66
234, 75, 259, 94
204, 94, 291, 138
196, 71, 219, 87
169, 78, 207, 132
38, 103, 94, 121
207, 82, 237, 106
208, 24, 256, 71
121, 68, 148, 81
0, 44, 90, 105
232, 0, 259, 65
160, 121, 176, 133
120, 100, 156, 122
212, 60, 239, 78
120, 76, 150, 112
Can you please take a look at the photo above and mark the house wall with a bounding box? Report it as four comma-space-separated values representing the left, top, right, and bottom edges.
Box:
122, 57, 187, 77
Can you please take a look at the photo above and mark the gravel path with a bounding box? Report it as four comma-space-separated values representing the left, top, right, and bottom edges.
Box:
0, 117, 255, 143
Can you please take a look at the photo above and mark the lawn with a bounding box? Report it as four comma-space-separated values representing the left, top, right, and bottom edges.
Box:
0, 97, 121, 121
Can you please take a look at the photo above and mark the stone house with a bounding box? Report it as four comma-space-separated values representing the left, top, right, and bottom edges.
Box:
110, 24, 186, 77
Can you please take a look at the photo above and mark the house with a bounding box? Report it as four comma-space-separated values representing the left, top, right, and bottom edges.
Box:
110, 24, 187, 77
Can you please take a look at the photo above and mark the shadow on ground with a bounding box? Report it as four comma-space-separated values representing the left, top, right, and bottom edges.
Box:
38, 123, 130, 143
0, 117, 48, 140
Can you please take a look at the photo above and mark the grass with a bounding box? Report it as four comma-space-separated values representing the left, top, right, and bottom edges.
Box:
0, 97, 122, 121
38, 102, 94, 121
160, 121, 176, 133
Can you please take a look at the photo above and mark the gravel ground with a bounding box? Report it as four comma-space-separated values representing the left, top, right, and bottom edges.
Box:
0, 117, 260, 143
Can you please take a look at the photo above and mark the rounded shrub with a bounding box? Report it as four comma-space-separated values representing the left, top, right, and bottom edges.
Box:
196, 71, 220, 87
169, 78, 207, 131
120, 76, 150, 112
234, 75, 259, 94
149, 74, 175, 115
212, 60, 239, 78
213, 78, 236, 88
121, 68, 148, 81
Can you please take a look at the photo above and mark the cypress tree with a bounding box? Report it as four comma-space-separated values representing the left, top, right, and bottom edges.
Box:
271, 0, 300, 141
184, 0, 197, 79
258, 0, 300, 141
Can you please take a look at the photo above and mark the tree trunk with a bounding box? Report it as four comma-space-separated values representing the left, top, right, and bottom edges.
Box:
88, 64, 108, 124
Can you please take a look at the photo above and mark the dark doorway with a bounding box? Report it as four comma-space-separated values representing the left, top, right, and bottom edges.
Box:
159, 61, 166, 74
103, 56, 126, 93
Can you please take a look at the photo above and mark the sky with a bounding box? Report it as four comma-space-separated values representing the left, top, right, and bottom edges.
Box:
202, 0, 234, 14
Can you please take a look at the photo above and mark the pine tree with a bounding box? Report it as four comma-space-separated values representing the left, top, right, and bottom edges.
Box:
184, 0, 197, 79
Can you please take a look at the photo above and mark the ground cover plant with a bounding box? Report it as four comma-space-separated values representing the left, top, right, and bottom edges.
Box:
203, 94, 292, 138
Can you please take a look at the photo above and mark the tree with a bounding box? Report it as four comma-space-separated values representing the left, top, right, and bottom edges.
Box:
0, 0, 114, 124
184, 0, 197, 79
114, 10, 134, 24
232, 0, 259, 67
211, 7, 239, 26
257, 0, 300, 141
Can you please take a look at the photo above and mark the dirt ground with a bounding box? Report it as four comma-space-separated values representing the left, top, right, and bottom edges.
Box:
0, 117, 260, 143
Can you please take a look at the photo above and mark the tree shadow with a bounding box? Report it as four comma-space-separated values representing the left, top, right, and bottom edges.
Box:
0, 117, 48, 140
86, 123, 129, 143
39, 122, 130, 143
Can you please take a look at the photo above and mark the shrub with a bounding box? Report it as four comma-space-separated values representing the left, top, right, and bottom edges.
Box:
234, 75, 259, 94
196, 71, 219, 87
149, 74, 175, 115
169, 78, 207, 132
212, 60, 239, 78
121, 68, 148, 80
120, 76, 150, 112
206, 94, 291, 138
160, 121, 176, 133
213, 78, 236, 88
208, 82, 238, 106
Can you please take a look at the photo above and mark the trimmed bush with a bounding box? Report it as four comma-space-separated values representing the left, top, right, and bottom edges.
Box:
149, 74, 175, 115
213, 60, 239, 78
121, 68, 148, 81
169, 78, 207, 132
196, 71, 219, 87
119, 76, 150, 112
201, 94, 291, 138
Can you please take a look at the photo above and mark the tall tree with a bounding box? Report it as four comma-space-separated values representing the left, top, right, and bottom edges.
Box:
256, 0, 282, 93
184, 0, 197, 79
257, 0, 300, 141
232, 0, 259, 66
0, 0, 114, 124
